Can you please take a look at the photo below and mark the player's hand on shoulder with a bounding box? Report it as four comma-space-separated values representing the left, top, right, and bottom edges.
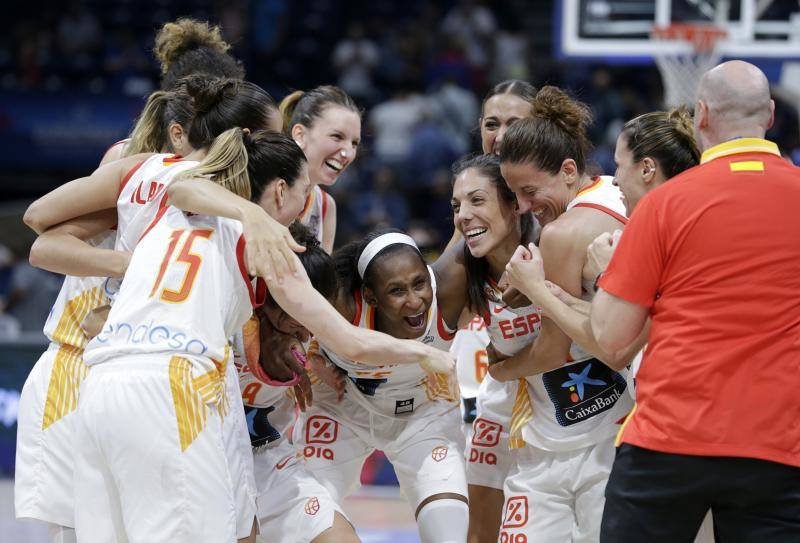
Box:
419, 347, 456, 375
241, 204, 305, 283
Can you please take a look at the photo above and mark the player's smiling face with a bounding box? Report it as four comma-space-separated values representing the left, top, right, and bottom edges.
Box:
613, 133, 649, 215
480, 93, 532, 156
500, 161, 572, 226
364, 250, 433, 340
452, 167, 518, 258
294, 106, 361, 187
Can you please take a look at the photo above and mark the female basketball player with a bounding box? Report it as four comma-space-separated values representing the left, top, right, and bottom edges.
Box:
486, 86, 634, 543
495, 107, 715, 543
279, 85, 361, 252
236, 223, 361, 543
20, 76, 292, 543
292, 225, 471, 543
24, 76, 298, 281
71, 128, 452, 542
460, 80, 538, 543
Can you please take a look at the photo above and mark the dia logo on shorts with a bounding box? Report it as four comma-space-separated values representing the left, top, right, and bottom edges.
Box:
471, 418, 502, 447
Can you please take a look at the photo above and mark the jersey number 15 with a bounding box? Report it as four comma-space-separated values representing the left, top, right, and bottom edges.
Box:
150, 228, 214, 303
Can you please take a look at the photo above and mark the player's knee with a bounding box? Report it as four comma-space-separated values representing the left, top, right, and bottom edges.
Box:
312, 512, 360, 543
417, 496, 470, 543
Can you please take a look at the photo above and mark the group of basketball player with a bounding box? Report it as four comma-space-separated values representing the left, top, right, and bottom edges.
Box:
14, 17, 714, 543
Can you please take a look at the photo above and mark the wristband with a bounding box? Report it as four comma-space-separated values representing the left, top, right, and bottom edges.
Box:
250, 348, 308, 387
593, 272, 603, 293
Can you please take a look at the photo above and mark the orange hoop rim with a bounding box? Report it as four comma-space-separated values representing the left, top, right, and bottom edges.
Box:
651, 23, 727, 53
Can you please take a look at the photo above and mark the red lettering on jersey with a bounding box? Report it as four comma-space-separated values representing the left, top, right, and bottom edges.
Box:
241, 382, 262, 406
498, 313, 541, 340
475, 350, 488, 383
130, 180, 165, 205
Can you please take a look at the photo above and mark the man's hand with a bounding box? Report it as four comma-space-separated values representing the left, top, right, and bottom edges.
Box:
505, 243, 547, 300
584, 229, 622, 282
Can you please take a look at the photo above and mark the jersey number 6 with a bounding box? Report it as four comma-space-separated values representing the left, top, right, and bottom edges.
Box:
150, 228, 214, 303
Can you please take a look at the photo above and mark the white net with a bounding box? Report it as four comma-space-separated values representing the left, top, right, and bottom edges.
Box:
651, 24, 727, 109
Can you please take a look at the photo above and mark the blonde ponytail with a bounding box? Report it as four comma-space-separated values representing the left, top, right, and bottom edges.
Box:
124, 91, 171, 156
278, 90, 304, 134
177, 127, 251, 200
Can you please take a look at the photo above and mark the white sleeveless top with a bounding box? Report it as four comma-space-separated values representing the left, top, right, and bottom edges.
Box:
320, 266, 457, 416
297, 185, 330, 244
521, 175, 632, 451
85, 207, 262, 389
42, 231, 115, 350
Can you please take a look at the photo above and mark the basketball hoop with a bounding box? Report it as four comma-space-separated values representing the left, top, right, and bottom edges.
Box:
651, 23, 727, 108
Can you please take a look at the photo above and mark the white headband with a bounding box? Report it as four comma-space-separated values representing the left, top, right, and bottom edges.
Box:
357, 233, 419, 278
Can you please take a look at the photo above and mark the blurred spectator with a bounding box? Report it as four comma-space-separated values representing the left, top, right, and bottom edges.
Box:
441, 0, 496, 79
6, 261, 61, 334
428, 78, 480, 154
104, 30, 153, 96
492, 28, 530, 83
352, 166, 410, 231
407, 110, 461, 186
0, 245, 20, 339
333, 23, 380, 105
57, 1, 100, 58
368, 84, 427, 167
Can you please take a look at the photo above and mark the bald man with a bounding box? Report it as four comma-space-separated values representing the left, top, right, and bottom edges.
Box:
591, 61, 800, 542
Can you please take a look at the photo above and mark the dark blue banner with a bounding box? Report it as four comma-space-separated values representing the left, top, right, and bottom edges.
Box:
0, 91, 144, 170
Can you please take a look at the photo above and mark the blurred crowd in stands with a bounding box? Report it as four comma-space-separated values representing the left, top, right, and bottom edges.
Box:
1, 0, 798, 335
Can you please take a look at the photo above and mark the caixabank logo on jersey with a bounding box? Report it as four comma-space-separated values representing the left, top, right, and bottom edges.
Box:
542, 359, 626, 427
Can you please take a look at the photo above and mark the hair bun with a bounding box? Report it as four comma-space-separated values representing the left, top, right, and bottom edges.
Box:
532, 86, 593, 136
668, 105, 695, 141
154, 19, 231, 74
181, 75, 236, 114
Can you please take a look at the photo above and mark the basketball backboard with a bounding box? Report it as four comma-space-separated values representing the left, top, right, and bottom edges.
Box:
557, 0, 800, 62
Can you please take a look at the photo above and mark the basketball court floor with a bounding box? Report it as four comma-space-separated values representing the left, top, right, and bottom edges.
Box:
0, 479, 420, 542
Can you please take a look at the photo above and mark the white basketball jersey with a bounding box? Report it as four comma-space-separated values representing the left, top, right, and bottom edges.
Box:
483, 280, 543, 357
520, 175, 631, 451
115, 153, 199, 253
42, 231, 115, 349
85, 207, 263, 384
297, 185, 329, 244
452, 316, 489, 399
320, 266, 456, 413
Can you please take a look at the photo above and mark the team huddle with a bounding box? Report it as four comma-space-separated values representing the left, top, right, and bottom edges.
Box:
14, 17, 726, 543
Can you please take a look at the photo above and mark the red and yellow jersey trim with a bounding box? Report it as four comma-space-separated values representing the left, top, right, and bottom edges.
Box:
117, 159, 146, 197
298, 189, 316, 221
573, 202, 628, 225
700, 138, 780, 164
576, 176, 603, 198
